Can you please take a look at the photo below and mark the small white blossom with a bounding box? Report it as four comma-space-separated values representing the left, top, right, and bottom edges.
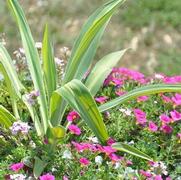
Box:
10, 174, 26, 180
114, 162, 120, 169
62, 150, 72, 159
95, 156, 103, 165
88, 136, 99, 143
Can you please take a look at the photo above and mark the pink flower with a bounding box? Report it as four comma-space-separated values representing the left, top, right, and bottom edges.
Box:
160, 114, 171, 124
95, 96, 108, 104
139, 170, 152, 177
171, 93, 181, 106
68, 124, 81, 135
63, 175, 69, 180
108, 153, 121, 162
148, 121, 158, 132
137, 96, 149, 102
39, 173, 55, 180
154, 175, 163, 180
133, 109, 147, 125
126, 160, 133, 166
107, 138, 116, 146
111, 78, 123, 86
115, 90, 126, 96
10, 162, 24, 172
79, 158, 90, 166
170, 110, 181, 122
161, 94, 172, 103
67, 111, 79, 122
102, 146, 117, 155
161, 125, 173, 134
148, 161, 159, 167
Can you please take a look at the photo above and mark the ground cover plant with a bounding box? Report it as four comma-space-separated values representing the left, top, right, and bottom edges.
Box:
0, 0, 181, 179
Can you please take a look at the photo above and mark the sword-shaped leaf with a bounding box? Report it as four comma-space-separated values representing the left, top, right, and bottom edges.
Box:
53, 79, 109, 144
99, 84, 181, 112
85, 49, 127, 96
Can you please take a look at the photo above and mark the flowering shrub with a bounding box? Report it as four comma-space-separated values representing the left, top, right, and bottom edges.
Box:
0, 0, 181, 179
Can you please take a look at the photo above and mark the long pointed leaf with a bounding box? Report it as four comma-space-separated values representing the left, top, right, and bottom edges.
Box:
112, 142, 152, 161
42, 24, 57, 102
99, 84, 181, 112
85, 49, 127, 96
63, 0, 126, 84
8, 0, 48, 133
53, 79, 109, 144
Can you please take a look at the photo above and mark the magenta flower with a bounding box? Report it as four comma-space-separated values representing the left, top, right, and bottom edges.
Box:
137, 96, 149, 102
109, 153, 121, 162
107, 138, 116, 146
133, 109, 147, 125
161, 94, 172, 103
171, 93, 181, 106
68, 124, 81, 135
79, 158, 90, 166
102, 146, 117, 155
67, 111, 79, 122
161, 125, 173, 134
159, 114, 171, 124
154, 175, 163, 180
95, 96, 108, 104
139, 170, 152, 178
111, 78, 123, 86
10, 162, 24, 172
148, 121, 158, 132
170, 110, 181, 122
63, 175, 69, 180
39, 173, 55, 180
115, 90, 126, 96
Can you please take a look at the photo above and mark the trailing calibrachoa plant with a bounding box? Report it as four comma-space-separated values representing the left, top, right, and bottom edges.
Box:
0, 0, 181, 179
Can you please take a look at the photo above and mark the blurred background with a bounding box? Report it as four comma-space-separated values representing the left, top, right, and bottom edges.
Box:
0, 0, 181, 76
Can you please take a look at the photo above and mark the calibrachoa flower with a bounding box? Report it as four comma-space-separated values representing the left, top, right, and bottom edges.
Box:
107, 137, 116, 146
133, 109, 147, 125
170, 110, 181, 122
79, 158, 90, 166
102, 146, 117, 155
67, 111, 79, 122
160, 114, 171, 124
10, 121, 30, 135
137, 96, 149, 102
139, 170, 152, 178
39, 173, 55, 180
161, 125, 173, 134
109, 153, 121, 163
148, 121, 158, 132
171, 93, 181, 106
10, 162, 24, 172
68, 124, 81, 135
161, 94, 172, 103
95, 96, 108, 104
63, 176, 69, 180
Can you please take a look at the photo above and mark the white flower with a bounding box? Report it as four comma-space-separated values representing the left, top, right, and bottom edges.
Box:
62, 150, 72, 159
155, 74, 164, 79
88, 136, 99, 143
114, 162, 120, 169
119, 108, 132, 116
29, 140, 36, 148
10, 121, 31, 135
95, 156, 103, 165
10, 174, 26, 180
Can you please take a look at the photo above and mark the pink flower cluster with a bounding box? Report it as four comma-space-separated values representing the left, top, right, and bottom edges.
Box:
71, 139, 130, 165
10, 162, 24, 172
104, 67, 147, 87
39, 173, 55, 180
